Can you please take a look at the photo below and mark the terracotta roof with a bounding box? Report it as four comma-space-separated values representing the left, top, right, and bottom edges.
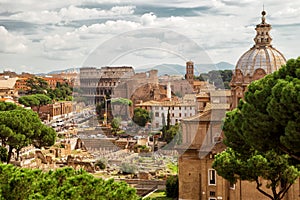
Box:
209, 90, 231, 97
204, 103, 230, 111
0, 98, 15, 103
0, 77, 17, 89
183, 105, 227, 122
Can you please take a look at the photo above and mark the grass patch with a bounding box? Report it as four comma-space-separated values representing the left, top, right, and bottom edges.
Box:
146, 190, 174, 200
167, 162, 178, 174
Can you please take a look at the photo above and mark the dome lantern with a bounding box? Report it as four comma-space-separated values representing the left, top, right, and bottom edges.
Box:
254, 10, 272, 47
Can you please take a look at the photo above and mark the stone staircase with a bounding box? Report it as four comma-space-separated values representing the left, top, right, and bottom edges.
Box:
81, 138, 119, 151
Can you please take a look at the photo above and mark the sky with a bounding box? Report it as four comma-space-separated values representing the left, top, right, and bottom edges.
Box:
0, 0, 299, 74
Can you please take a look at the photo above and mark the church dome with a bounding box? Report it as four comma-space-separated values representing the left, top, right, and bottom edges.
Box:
235, 11, 286, 76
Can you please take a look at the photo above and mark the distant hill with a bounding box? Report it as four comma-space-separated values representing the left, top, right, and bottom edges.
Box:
135, 64, 185, 76
43, 62, 234, 76
135, 62, 234, 76
46, 68, 80, 75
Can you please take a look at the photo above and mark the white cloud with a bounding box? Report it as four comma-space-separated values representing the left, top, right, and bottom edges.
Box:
10, 10, 61, 24
8, 5, 136, 24
41, 19, 140, 60
58, 5, 135, 21
43, 33, 80, 51
0, 0, 300, 73
0, 26, 28, 53
141, 12, 157, 26
77, 20, 140, 36
271, 7, 300, 23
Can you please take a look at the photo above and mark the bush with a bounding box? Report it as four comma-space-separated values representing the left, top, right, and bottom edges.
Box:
120, 163, 138, 174
0, 146, 7, 162
95, 159, 107, 170
166, 175, 178, 198
0, 164, 139, 200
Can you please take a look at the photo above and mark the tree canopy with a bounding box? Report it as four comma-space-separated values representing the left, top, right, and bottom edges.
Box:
25, 77, 73, 101
161, 123, 182, 144
132, 108, 151, 127
0, 164, 139, 200
111, 98, 132, 120
26, 77, 49, 94
0, 103, 56, 163
19, 94, 52, 112
212, 57, 300, 200
196, 69, 232, 89
228, 57, 300, 160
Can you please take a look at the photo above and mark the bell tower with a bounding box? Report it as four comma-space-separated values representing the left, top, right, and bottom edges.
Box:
186, 61, 194, 85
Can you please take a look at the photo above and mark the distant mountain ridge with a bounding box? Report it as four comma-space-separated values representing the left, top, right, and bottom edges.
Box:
135, 62, 234, 76
43, 62, 234, 76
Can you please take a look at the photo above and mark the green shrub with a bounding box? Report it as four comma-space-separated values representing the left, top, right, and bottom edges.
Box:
95, 159, 107, 170
120, 162, 138, 174
166, 175, 178, 198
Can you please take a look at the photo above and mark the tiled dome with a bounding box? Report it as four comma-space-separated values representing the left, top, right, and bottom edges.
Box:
235, 11, 286, 76
236, 46, 286, 76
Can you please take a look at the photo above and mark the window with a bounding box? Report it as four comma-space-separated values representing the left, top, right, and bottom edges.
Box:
155, 112, 159, 117
209, 198, 216, 200
179, 113, 181, 117
208, 169, 216, 185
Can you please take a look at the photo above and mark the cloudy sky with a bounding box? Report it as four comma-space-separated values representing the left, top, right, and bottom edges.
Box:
0, 0, 299, 73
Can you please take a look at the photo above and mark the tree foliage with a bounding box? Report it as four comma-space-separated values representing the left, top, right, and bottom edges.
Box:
0, 102, 17, 111
132, 108, 151, 127
25, 77, 73, 101
197, 69, 232, 89
0, 146, 7, 162
111, 98, 133, 106
111, 117, 121, 135
19, 94, 52, 112
48, 82, 73, 101
0, 103, 56, 163
0, 164, 139, 200
111, 98, 132, 120
213, 57, 300, 200
120, 162, 138, 175
26, 77, 49, 94
166, 175, 178, 198
95, 159, 107, 170
161, 123, 182, 144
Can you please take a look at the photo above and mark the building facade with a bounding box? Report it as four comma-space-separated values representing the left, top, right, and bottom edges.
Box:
79, 66, 135, 105
0, 76, 18, 99
177, 11, 298, 200
136, 100, 196, 129
37, 101, 73, 121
